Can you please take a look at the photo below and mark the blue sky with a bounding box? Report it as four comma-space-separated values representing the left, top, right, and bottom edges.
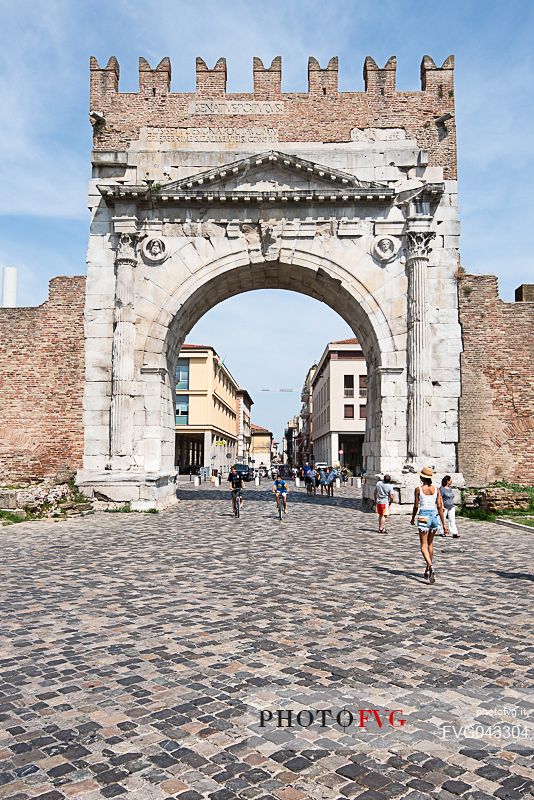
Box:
0, 0, 532, 441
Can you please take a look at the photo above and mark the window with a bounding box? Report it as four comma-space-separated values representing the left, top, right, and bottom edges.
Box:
359, 374, 367, 398
175, 359, 189, 390
344, 404, 354, 419
176, 396, 189, 425
359, 404, 367, 419
344, 374, 354, 398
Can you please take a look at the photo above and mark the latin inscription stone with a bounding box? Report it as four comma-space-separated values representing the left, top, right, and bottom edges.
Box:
189, 100, 284, 115
144, 126, 279, 143
350, 127, 406, 142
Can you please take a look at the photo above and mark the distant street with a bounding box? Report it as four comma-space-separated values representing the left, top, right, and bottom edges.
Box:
0, 482, 532, 799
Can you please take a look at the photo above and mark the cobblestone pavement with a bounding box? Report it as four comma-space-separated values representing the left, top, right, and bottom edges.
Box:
0, 482, 532, 800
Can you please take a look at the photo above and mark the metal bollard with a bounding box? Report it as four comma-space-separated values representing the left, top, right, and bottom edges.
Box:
255, 476, 260, 486
193, 476, 200, 487
295, 477, 300, 488
335, 478, 341, 489
355, 477, 362, 488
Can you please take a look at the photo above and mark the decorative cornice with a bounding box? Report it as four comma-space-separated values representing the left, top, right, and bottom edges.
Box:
100, 187, 394, 205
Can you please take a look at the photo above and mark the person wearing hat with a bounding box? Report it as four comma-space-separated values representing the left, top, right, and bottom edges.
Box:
410, 466, 448, 583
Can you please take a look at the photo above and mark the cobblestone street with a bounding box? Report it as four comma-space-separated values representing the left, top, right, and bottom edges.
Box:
0, 482, 532, 800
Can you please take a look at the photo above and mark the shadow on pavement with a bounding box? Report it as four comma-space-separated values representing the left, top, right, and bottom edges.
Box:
494, 570, 533, 582
374, 565, 426, 583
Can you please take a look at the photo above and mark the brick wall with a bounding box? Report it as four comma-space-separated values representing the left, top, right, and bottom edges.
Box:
458, 275, 534, 486
0, 277, 86, 484
90, 54, 457, 178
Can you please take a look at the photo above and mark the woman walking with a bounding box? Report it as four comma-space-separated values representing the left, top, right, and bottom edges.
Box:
411, 466, 448, 583
440, 475, 459, 538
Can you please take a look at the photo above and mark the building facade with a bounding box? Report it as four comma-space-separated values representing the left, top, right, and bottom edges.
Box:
296, 365, 316, 466
284, 416, 299, 466
311, 339, 367, 471
251, 424, 273, 471
174, 344, 242, 475
236, 389, 253, 464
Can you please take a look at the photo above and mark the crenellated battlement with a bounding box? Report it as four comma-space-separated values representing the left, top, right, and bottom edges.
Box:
90, 54, 454, 98
89, 54, 457, 179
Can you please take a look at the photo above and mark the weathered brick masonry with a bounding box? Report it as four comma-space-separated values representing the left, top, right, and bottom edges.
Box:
458, 275, 534, 485
90, 54, 457, 178
0, 277, 85, 483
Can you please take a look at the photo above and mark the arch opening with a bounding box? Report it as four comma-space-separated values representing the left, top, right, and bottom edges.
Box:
140, 256, 401, 484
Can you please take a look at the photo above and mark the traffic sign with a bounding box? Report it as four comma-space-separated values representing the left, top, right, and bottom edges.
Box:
226, 453, 232, 459
339, 449, 344, 455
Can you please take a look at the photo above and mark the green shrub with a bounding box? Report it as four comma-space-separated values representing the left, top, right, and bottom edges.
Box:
104, 502, 132, 513
458, 506, 496, 522
0, 510, 28, 525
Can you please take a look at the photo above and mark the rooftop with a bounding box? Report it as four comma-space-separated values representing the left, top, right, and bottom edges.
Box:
251, 423, 272, 434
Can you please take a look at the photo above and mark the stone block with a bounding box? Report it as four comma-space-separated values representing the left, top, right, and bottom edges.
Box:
83, 409, 110, 427
85, 269, 116, 296
83, 392, 112, 411
83, 380, 112, 397
85, 321, 114, 339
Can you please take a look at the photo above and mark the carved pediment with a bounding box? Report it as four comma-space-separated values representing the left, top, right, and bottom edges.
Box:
159, 150, 388, 193
100, 150, 448, 205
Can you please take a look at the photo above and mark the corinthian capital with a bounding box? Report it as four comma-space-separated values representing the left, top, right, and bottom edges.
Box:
115, 233, 138, 267
405, 230, 435, 260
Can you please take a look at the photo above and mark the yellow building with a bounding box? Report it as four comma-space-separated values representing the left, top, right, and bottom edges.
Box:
251, 424, 273, 472
175, 344, 250, 475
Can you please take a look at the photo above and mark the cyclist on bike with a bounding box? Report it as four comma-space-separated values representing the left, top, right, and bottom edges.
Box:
228, 466, 244, 514
272, 475, 289, 514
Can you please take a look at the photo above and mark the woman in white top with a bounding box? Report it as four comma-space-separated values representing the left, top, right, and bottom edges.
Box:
410, 466, 448, 583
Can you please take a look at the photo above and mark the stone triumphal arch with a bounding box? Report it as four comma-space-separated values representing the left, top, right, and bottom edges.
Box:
77, 54, 463, 508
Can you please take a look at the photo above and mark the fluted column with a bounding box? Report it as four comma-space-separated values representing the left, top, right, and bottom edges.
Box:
405, 228, 435, 464
110, 233, 137, 463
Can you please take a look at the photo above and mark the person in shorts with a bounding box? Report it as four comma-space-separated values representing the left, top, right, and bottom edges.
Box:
272, 476, 289, 513
228, 466, 244, 514
374, 474, 394, 533
411, 466, 448, 583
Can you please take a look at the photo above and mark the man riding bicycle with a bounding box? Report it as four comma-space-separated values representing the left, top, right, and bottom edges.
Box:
228, 466, 244, 514
272, 476, 289, 514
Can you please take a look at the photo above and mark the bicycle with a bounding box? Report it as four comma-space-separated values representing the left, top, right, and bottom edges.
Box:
232, 489, 242, 518
275, 491, 285, 521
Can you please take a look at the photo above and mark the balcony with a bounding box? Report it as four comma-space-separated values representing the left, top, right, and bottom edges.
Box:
359, 388, 367, 398
343, 388, 354, 398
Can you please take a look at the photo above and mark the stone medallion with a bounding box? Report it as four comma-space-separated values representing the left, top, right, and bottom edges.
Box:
142, 237, 168, 264
371, 234, 399, 264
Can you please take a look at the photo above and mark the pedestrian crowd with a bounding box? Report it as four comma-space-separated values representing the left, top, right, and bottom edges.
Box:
374, 466, 460, 584
229, 460, 460, 586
